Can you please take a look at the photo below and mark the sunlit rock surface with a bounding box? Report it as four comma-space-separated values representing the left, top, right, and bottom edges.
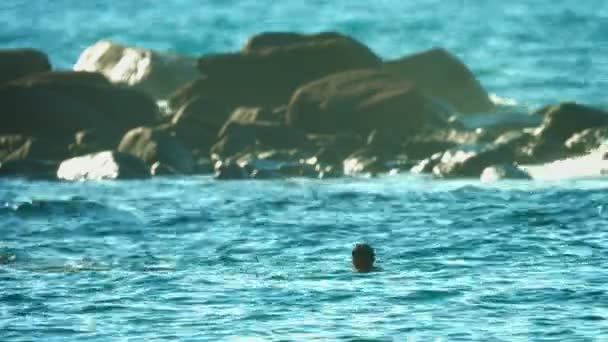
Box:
74, 40, 199, 100
57, 151, 150, 181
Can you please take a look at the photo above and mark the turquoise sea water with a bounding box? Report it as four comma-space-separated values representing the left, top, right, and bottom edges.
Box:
2, 1, 608, 340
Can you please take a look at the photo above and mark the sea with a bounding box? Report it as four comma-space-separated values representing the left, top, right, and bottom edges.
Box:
1, 1, 608, 341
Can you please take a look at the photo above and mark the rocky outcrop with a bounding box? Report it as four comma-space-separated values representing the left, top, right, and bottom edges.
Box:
383, 47, 494, 114
565, 127, 608, 155
0, 49, 51, 85
286, 69, 447, 137
0, 159, 59, 180
480, 164, 531, 182
169, 96, 227, 152
170, 32, 381, 112
57, 151, 150, 181
535, 103, 608, 142
74, 40, 199, 100
2, 137, 68, 162
0, 75, 159, 140
117, 127, 196, 175
211, 121, 308, 159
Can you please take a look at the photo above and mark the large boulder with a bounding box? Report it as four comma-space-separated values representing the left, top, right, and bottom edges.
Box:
565, 127, 608, 155
118, 127, 196, 175
74, 40, 199, 100
383, 47, 494, 114
535, 103, 608, 142
57, 151, 150, 181
174, 32, 381, 111
286, 69, 447, 137
0, 49, 51, 85
0, 76, 159, 140
0, 135, 28, 161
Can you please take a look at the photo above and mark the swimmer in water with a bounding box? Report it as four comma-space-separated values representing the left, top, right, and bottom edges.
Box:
352, 243, 378, 272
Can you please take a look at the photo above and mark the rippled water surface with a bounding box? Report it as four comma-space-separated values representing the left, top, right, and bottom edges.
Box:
2, 0, 608, 340
1, 176, 608, 340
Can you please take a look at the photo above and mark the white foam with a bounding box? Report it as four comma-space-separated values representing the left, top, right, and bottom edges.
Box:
521, 145, 608, 180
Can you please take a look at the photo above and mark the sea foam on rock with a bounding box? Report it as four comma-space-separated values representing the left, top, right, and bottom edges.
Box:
74, 40, 199, 100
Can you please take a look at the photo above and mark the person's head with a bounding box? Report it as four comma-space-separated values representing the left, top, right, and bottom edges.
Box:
352, 243, 375, 272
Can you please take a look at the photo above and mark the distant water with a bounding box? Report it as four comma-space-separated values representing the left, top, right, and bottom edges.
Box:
2, 1, 608, 341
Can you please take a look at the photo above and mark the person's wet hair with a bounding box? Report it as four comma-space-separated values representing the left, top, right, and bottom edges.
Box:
352, 243, 375, 272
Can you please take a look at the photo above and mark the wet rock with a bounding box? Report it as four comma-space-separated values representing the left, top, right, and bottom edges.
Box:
0, 135, 28, 161
212, 121, 308, 160
2, 137, 68, 162
57, 151, 150, 181
170, 96, 225, 152
0, 78, 159, 140
11, 71, 110, 86
118, 127, 196, 175
343, 149, 389, 176
383, 47, 494, 113
565, 127, 608, 155
68, 130, 115, 157
286, 69, 446, 137
480, 164, 531, 182
411, 152, 444, 174
213, 160, 249, 180
150, 161, 179, 176
0, 48, 51, 85
432, 143, 516, 178
536, 102, 608, 142
180, 32, 381, 110
0, 159, 59, 180
226, 106, 285, 125
74, 40, 199, 100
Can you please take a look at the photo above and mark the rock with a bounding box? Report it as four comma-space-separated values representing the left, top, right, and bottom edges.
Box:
57, 151, 150, 181
170, 96, 226, 151
184, 32, 381, 110
343, 149, 389, 176
226, 106, 285, 125
536, 103, 608, 142
0, 135, 28, 161
0, 79, 159, 140
383, 47, 494, 113
480, 164, 532, 182
118, 127, 196, 175
150, 162, 180, 176
565, 127, 608, 154
365, 130, 402, 155
411, 152, 444, 174
432, 143, 516, 178
213, 160, 249, 180
68, 130, 115, 157
2, 137, 68, 162
0, 48, 51, 85
74, 40, 199, 100
11, 71, 110, 86
212, 121, 308, 159
0, 159, 59, 180
286, 69, 446, 137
